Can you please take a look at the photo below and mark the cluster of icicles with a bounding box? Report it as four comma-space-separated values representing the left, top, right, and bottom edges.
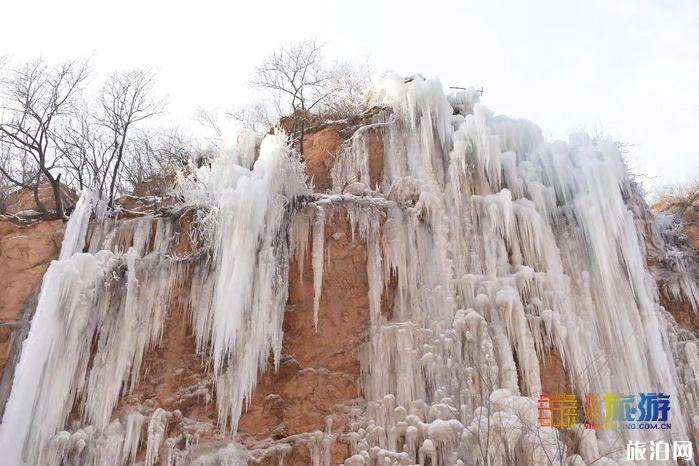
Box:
0, 73, 698, 466
0, 133, 308, 466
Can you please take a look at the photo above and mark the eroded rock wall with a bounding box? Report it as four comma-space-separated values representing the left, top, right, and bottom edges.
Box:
0, 219, 63, 414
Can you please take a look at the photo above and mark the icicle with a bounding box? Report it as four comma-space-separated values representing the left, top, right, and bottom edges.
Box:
121, 411, 146, 466
344, 74, 694, 465
59, 189, 95, 259
189, 442, 247, 466
312, 206, 326, 331
182, 131, 310, 432
145, 408, 171, 466
0, 250, 115, 466
0, 132, 308, 461
289, 207, 313, 280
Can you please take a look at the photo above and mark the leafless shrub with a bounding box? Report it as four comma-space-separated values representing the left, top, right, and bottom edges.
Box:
227, 102, 275, 135
651, 178, 699, 213
120, 128, 190, 192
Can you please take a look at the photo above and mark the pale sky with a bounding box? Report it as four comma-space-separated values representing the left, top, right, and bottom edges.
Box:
2, 0, 697, 193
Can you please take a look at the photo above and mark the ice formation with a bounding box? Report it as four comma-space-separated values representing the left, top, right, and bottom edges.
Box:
653, 210, 699, 313
0, 74, 698, 466
0, 132, 308, 465
313, 74, 699, 465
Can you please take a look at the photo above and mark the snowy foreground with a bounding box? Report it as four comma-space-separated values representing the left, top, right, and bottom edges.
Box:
0, 74, 698, 466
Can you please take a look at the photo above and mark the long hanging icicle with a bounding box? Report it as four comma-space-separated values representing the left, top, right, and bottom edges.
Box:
183, 131, 309, 432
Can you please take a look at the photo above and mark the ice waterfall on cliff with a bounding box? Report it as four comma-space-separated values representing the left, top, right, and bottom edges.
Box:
321, 75, 699, 465
0, 73, 698, 466
0, 133, 307, 466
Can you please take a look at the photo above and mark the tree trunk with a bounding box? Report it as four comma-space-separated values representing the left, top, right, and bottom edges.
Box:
32, 180, 48, 215
108, 129, 129, 209
48, 174, 64, 219
299, 118, 305, 156
108, 148, 122, 209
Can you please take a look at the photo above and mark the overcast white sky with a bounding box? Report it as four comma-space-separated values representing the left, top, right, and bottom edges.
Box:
2, 0, 697, 193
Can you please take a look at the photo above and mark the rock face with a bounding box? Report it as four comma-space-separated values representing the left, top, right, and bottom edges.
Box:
652, 190, 699, 246
111, 120, 389, 465
238, 212, 371, 464
0, 220, 64, 325
0, 218, 63, 414
102, 209, 374, 466
651, 190, 699, 331
300, 125, 346, 192
159, 123, 384, 465
299, 110, 386, 192
3, 183, 77, 215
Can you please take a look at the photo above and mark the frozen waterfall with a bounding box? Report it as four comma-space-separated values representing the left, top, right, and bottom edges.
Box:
0, 74, 697, 466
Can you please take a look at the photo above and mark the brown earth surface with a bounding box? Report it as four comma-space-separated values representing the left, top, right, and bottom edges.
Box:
0, 219, 63, 374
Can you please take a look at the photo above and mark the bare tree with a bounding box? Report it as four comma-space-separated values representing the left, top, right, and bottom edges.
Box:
321, 59, 371, 118
0, 135, 38, 197
0, 141, 38, 214
227, 102, 274, 135
251, 39, 368, 155
192, 108, 231, 170
120, 128, 190, 192
195, 107, 223, 139
55, 71, 164, 205
0, 176, 10, 214
55, 107, 107, 193
97, 69, 163, 206
0, 59, 89, 218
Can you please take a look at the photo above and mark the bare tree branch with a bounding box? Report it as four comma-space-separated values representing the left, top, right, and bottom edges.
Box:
0, 58, 90, 218
96, 69, 164, 206
250, 39, 370, 155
